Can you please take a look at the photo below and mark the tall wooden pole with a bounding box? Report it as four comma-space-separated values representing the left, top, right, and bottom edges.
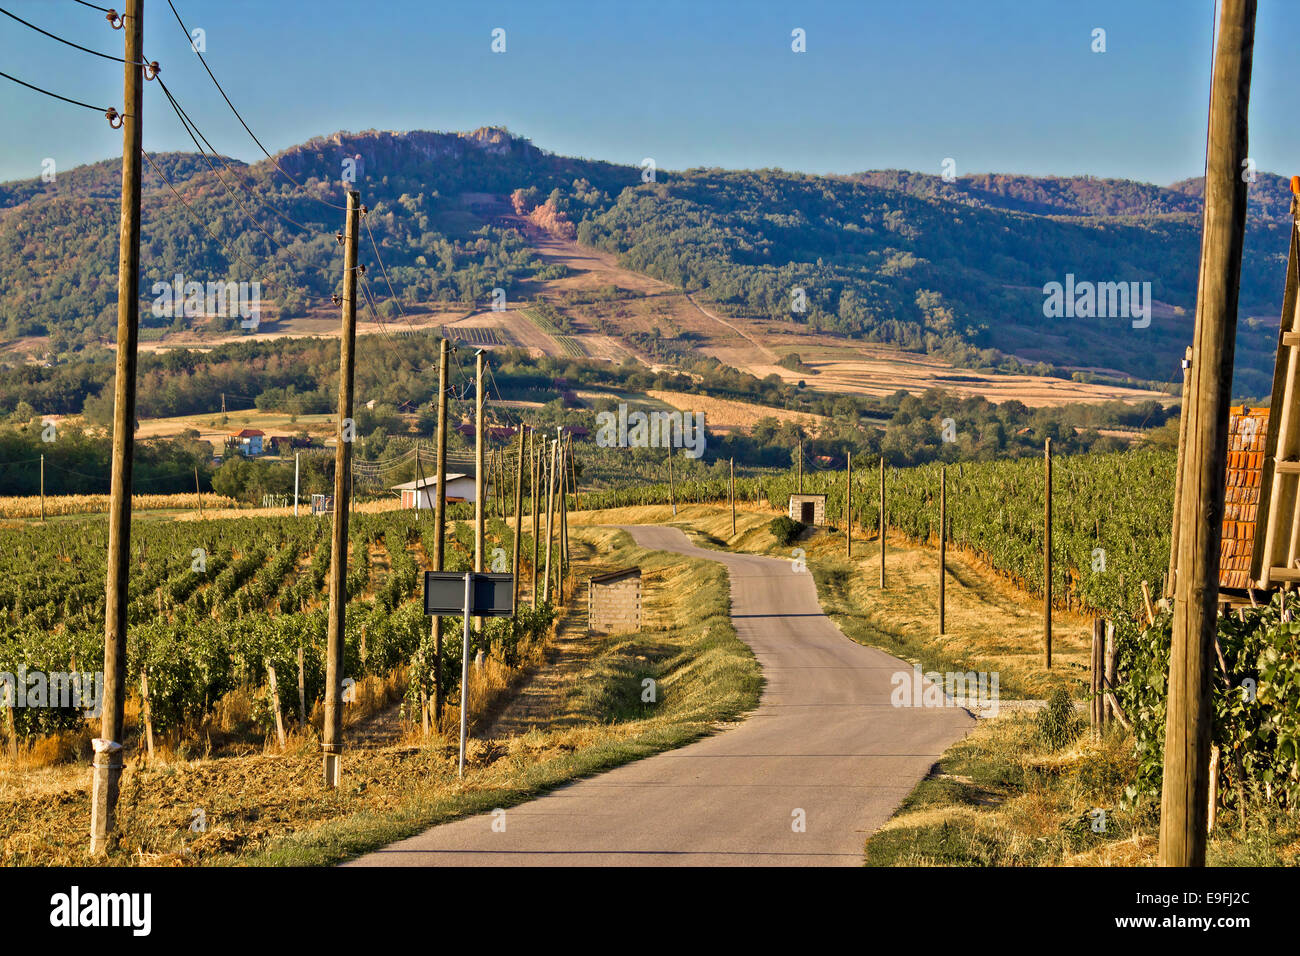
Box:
879, 456, 886, 589
730, 456, 736, 537
512, 424, 525, 613
474, 352, 485, 656
544, 439, 557, 603
558, 432, 569, 603
568, 433, 579, 511
939, 466, 946, 635
91, 0, 144, 856
1162, 0, 1256, 869
846, 451, 852, 556
432, 338, 450, 725
797, 439, 803, 493
1167, 347, 1194, 597
667, 447, 676, 516
1044, 437, 1052, 669
322, 189, 360, 790
531, 433, 539, 609
40, 454, 45, 521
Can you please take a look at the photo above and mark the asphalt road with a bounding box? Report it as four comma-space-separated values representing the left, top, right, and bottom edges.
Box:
347, 526, 974, 866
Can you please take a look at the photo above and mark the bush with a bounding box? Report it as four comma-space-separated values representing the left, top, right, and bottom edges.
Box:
1036, 686, 1083, 750
769, 515, 806, 546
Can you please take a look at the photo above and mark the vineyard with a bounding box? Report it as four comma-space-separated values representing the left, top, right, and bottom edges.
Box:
518, 307, 586, 358
580, 447, 1175, 622
442, 325, 502, 347
0, 508, 553, 744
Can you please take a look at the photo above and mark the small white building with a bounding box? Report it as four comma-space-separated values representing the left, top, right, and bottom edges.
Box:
391, 473, 491, 509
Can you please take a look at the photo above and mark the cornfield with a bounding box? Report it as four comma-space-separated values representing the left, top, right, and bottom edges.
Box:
0, 493, 239, 519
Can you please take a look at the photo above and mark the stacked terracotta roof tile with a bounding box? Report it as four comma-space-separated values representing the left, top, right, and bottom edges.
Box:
1219, 406, 1270, 590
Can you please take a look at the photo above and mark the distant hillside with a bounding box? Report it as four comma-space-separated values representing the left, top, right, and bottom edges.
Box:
0, 127, 1290, 394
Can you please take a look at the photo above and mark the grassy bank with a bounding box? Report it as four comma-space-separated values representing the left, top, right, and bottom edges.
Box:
863, 699, 1300, 866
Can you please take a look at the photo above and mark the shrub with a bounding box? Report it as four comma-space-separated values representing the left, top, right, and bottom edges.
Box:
769, 515, 806, 546
1036, 686, 1083, 750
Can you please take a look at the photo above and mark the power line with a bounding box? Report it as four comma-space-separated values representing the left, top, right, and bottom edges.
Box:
0, 68, 112, 114
0, 6, 135, 63
155, 77, 320, 235
164, 0, 348, 210
70, 0, 114, 12
154, 76, 320, 272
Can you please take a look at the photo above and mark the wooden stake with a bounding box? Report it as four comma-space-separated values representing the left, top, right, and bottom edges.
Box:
531, 434, 539, 609
1142, 580, 1156, 626
1162, 0, 1256, 869
1104, 621, 1118, 725
296, 644, 307, 727
1091, 619, 1104, 730
322, 189, 361, 790
544, 438, 557, 604
266, 663, 286, 750
91, 0, 144, 857
139, 669, 154, 759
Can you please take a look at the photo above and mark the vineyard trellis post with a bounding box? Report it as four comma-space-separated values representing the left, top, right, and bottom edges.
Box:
432, 337, 450, 726
322, 188, 361, 790
293, 452, 300, 518
1163, 0, 1256, 869
568, 432, 579, 511
194, 466, 202, 519
40, 454, 45, 521
559, 430, 570, 603
1044, 437, 1052, 669
91, 0, 144, 857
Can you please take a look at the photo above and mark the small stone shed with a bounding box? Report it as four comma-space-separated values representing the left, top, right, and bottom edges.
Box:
588, 567, 642, 635
788, 493, 826, 526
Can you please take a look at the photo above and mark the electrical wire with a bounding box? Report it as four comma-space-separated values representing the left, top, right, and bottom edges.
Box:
0, 68, 109, 112
0, 6, 133, 63
164, 0, 348, 210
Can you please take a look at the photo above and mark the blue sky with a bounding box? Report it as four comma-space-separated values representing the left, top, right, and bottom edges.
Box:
1, 0, 1296, 185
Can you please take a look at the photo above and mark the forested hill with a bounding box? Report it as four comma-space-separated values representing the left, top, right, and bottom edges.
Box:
0, 127, 1289, 393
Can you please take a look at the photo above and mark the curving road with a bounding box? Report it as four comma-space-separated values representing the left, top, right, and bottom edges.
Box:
347, 526, 974, 866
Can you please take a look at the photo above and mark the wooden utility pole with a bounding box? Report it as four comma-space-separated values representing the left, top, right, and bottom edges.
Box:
667, 447, 677, 516
1162, 0, 1256, 869
939, 466, 946, 635
512, 424, 525, 613
1044, 437, 1052, 669
90, 0, 143, 857
322, 189, 360, 790
730, 457, 736, 537
39, 454, 45, 521
294, 451, 300, 517
797, 439, 803, 493
879, 456, 886, 589
193, 465, 202, 519
543, 438, 557, 603
531, 432, 539, 609
846, 451, 852, 556
1167, 346, 1194, 597
568, 433, 579, 511
558, 433, 569, 602
432, 337, 450, 725
474, 352, 485, 656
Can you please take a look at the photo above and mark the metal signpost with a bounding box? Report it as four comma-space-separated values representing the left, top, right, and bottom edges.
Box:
424, 571, 514, 776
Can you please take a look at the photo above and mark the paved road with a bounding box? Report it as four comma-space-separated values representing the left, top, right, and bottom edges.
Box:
347, 526, 974, 866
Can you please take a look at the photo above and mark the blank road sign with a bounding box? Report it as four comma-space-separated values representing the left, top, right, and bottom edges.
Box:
424, 571, 514, 617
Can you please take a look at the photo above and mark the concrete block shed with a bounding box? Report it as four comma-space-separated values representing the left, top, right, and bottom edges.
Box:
788, 493, 826, 526
588, 567, 642, 635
